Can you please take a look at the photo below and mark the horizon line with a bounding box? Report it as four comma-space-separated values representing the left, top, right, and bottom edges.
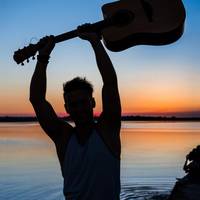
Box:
1, 113, 200, 118
1, 110, 200, 118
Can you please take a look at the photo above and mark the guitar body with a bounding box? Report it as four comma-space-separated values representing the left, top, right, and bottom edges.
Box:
101, 0, 186, 51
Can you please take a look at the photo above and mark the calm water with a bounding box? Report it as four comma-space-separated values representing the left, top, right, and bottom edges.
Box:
1, 121, 200, 200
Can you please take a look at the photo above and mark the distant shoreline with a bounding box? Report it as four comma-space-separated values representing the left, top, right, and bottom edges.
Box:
0, 116, 200, 122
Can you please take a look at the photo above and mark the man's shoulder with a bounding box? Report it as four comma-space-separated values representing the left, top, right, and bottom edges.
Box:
53, 119, 74, 145
54, 121, 74, 161
95, 120, 121, 159
96, 114, 121, 142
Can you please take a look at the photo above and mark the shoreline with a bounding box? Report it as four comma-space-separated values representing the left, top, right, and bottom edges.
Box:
0, 116, 200, 122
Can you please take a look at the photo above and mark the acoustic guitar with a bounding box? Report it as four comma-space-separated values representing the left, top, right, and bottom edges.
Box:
13, 0, 186, 65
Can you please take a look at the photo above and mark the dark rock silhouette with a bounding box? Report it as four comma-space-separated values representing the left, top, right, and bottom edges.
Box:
168, 145, 200, 200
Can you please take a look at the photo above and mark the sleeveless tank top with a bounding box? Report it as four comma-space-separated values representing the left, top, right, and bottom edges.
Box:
62, 129, 120, 200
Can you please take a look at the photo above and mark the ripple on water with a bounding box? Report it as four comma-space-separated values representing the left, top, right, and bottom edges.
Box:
120, 184, 170, 200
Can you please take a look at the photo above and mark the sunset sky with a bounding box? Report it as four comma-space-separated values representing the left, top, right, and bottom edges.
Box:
0, 0, 200, 117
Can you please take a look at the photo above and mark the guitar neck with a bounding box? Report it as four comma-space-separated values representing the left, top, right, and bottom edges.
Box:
54, 19, 108, 43
55, 29, 78, 43
13, 10, 134, 65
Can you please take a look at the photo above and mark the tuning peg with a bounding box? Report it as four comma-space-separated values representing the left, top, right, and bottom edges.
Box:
21, 62, 24, 66
32, 56, 35, 60
27, 59, 29, 63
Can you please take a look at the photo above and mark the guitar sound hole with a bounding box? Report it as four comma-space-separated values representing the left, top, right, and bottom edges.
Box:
141, 0, 153, 22
112, 9, 135, 27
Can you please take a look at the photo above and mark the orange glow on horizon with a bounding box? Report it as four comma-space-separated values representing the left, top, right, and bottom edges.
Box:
1, 84, 200, 117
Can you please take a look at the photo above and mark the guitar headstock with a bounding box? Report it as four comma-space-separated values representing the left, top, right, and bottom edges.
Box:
13, 43, 39, 65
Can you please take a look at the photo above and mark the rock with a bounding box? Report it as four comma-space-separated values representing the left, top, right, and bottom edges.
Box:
168, 145, 200, 200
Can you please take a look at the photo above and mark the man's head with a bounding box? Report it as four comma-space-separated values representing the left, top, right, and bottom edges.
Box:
63, 77, 95, 124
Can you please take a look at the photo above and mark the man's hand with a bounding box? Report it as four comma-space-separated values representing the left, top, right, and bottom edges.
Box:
39, 35, 55, 56
77, 23, 101, 44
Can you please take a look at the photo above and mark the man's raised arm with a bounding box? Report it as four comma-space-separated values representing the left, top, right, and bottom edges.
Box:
29, 36, 68, 142
77, 25, 121, 130
92, 38, 121, 119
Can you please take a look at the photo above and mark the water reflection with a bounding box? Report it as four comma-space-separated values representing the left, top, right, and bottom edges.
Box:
1, 121, 200, 200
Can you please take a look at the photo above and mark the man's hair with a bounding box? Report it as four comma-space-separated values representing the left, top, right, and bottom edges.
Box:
63, 77, 93, 96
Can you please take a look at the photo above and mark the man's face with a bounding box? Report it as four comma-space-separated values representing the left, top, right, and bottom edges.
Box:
64, 89, 95, 124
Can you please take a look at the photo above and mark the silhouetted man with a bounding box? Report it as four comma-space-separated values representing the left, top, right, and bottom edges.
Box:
29, 24, 121, 200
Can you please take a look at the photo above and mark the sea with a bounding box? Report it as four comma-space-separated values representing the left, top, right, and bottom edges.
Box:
1, 121, 200, 200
